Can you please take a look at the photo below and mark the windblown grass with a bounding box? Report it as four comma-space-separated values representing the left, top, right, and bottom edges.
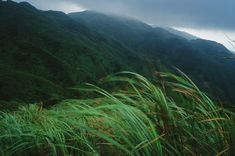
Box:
0, 71, 234, 155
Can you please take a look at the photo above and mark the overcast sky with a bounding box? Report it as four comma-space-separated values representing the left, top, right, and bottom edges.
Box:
14, 0, 235, 51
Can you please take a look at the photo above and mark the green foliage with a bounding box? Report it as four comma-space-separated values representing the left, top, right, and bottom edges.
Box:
0, 72, 234, 155
0, 1, 150, 103
70, 11, 235, 104
1, 1, 235, 105
0, 65, 67, 103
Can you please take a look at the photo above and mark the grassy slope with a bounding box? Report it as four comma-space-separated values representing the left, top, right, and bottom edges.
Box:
0, 72, 234, 155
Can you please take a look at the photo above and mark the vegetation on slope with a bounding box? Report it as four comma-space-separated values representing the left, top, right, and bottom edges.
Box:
1, 1, 235, 105
70, 11, 235, 104
0, 1, 151, 103
1, 72, 234, 155
0, 1, 234, 155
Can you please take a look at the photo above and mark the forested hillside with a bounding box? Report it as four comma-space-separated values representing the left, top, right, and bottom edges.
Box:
1, 1, 235, 105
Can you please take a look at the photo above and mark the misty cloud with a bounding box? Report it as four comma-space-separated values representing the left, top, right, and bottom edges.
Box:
15, 0, 235, 30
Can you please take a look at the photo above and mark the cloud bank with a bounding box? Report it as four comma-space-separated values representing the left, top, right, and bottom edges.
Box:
13, 0, 235, 50
14, 0, 235, 30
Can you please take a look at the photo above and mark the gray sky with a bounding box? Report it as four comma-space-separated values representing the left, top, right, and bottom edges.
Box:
14, 0, 235, 51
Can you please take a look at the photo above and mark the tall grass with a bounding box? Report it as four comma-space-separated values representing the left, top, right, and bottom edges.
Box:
0, 71, 234, 155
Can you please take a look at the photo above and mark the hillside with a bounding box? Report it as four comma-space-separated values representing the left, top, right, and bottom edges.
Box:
164, 27, 199, 40
1, 71, 234, 155
1, 1, 235, 105
70, 11, 235, 104
0, 1, 151, 103
0, 1, 235, 155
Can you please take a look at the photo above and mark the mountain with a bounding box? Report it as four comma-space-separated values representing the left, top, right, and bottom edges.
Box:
69, 11, 183, 51
0, 1, 151, 103
1, 1, 235, 105
70, 11, 235, 104
163, 27, 199, 40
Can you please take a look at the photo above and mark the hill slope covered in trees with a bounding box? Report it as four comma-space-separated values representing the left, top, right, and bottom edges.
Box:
1, 1, 235, 105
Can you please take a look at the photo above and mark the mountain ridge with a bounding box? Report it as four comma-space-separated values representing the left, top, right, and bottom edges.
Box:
1, 1, 235, 105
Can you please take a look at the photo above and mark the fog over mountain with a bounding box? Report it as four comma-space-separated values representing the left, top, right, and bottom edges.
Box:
12, 0, 235, 51
12, 0, 235, 29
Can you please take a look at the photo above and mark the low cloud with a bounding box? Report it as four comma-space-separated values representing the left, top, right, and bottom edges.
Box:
14, 0, 235, 30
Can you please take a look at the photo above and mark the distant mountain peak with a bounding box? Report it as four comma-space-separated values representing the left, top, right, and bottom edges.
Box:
19, 1, 38, 10
0, 0, 37, 11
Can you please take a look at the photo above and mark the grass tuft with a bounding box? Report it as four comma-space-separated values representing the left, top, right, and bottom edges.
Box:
0, 71, 234, 155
